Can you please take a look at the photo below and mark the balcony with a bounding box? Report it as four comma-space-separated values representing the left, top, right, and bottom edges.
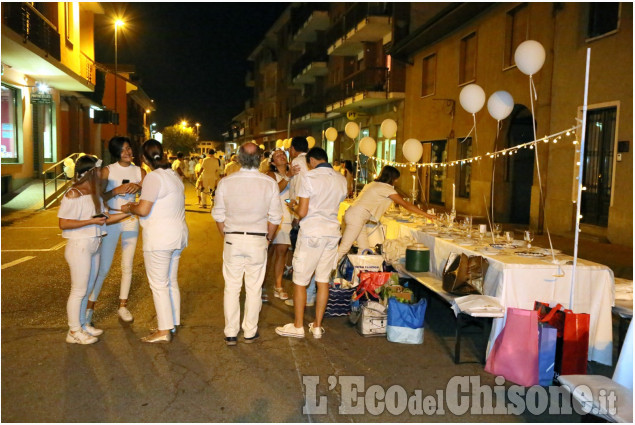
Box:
291, 98, 326, 126
2, 2, 95, 91
289, 3, 330, 50
325, 67, 404, 113
326, 3, 393, 56
291, 49, 328, 85
245, 71, 255, 88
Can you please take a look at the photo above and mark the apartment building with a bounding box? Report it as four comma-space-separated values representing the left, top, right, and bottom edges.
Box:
1, 2, 104, 195
391, 2, 632, 245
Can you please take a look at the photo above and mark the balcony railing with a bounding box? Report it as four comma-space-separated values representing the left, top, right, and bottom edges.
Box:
290, 3, 330, 38
325, 67, 406, 105
3, 2, 61, 61
291, 50, 328, 80
291, 98, 326, 120
80, 52, 96, 86
326, 3, 392, 50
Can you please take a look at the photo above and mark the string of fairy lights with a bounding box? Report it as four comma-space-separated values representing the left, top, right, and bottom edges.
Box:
369, 124, 581, 169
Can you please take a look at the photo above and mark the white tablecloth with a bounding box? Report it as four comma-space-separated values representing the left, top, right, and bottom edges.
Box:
385, 217, 615, 366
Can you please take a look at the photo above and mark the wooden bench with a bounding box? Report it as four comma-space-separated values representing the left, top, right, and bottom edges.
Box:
392, 262, 499, 364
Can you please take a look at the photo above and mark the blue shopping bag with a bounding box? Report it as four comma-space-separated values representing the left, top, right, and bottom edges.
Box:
386, 298, 427, 344
538, 323, 558, 386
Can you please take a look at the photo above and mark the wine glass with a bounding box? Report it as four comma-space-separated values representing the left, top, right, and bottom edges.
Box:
524, 230, 534, 249
493, 223, 502, 241
479, 225, 487, 244
504, 231, 514, 246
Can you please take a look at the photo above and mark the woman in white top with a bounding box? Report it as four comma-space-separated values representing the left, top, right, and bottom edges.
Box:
58, 155, 129, 344
86, 137, 146, 326
122, 139, 188, 343
336, 165, 435, 261
265, 149, 293, 300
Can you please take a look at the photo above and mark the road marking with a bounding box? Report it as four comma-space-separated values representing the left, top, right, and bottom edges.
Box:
1, 241, 66, 252
1, 256, 36, 270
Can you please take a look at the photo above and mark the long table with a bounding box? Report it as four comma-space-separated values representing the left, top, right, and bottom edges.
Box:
382, 216, 615, 366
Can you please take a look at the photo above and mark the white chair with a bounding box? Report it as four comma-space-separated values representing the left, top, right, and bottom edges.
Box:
557, 321, 633, 423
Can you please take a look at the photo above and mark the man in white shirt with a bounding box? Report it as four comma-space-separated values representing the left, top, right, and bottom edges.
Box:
200, 150, 221, 208
276, 147, 347, 340
171, 152, 185, 180
212, 142, 282, 346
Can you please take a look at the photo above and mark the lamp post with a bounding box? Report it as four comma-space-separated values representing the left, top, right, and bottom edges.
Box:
196, 123, 201, 141
114, 19, 124, 135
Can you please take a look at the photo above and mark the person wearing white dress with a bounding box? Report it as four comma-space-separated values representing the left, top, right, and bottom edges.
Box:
86, 136, 146, 326
122, 139, 188, 343
265, 149, 293, 300
58, 155, 129, 344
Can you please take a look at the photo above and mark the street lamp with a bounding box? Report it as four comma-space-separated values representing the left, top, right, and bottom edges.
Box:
196, 123, 201, 141
114, 18, 124, 135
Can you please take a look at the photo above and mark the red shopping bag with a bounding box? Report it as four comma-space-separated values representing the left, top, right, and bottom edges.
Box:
354, 272, 393, 301
485, 308, 539, 386
534, 302, 590, 375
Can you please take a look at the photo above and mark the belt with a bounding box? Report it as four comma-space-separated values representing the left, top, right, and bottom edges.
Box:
225, 231, 267, 237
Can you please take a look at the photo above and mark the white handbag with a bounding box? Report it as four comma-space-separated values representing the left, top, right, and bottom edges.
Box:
357, 301, 387, 337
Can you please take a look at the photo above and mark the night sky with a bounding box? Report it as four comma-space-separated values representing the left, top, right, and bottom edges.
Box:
94, 3, 289, 140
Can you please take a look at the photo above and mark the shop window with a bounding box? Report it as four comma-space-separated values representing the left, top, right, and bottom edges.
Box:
587, 3, 620, 40
1, 84, 20, 163
456, 137, 472, 198
504, 3, 528, 69
459, 32, 477, 85
421, 53, 436, 97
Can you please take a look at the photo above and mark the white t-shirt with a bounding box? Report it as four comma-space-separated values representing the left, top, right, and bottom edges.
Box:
351, 181, 397, 221
212, 168, 282, 233
138, 168, 188, 251
289, 153, 309, 201
57, 190, 107, 239
104, 162, 142, 211
297, 165, 347, 237
275, 172, 292, 225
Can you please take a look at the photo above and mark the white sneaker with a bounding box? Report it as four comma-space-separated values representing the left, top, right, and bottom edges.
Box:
309, 323, 324, 339
284, 299, 315, 307
66, 329, 98, 345
118, 306, 134, 322
275, 323, 305, 338
82, 324, 104, 336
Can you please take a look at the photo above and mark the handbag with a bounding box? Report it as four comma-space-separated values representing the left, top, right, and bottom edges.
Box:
347, 250, 385, 286
534, 302, 590, 376
386, 298, 427, 344
538, 323, 558, 385
485, 307, 539, 386
356, 301, 388, 337
337, 255, 355, 282
442, 252, 489, 295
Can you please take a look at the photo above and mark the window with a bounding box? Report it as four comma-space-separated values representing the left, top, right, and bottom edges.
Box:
421, 54, 436, 97
427, 140, 447, 204
588, 3, 620, 39
1, 84, 20, 163
64, 2, 74, 44
456, 137, 472, 198
42, 104, 55, 162
504, 4, 528, 69
459, 32, 477, 85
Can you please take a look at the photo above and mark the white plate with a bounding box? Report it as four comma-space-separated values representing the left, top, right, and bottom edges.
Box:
456, 239, 475, 246
478, 249, 500, 256
539, 248, 562, 255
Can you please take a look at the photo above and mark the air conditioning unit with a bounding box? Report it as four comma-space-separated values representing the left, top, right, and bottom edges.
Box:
93, 110, 119, 124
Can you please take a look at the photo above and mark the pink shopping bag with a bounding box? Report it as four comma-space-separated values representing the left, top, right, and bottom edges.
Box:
484, 307, 539, 386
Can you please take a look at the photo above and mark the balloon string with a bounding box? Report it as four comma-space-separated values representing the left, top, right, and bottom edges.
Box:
530, 76, 538, 101
491, 120, 501, 224
528, 76, 557, 264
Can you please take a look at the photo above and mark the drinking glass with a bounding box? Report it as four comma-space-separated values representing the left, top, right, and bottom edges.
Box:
524, 230, 534, 249
479, 225, 487, 244
504, 231, 514, 246
493, 223, 502, 240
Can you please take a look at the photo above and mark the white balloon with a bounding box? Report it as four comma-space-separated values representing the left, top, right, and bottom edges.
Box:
344, 122, 360, 139
402, 138, 423, 163
307, 136, 316, 149
514, 40, 546, 76
487, 91, 515, 121
459, 84, 486, 114
380, 119, 397, 138
325, 127, 338, 142
358, 137, 376, 157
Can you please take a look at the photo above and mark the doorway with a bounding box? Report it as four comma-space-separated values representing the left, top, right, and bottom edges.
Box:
507, 105, 535, 224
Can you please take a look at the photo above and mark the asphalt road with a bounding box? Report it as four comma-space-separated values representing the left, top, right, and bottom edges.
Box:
1, 181, 606, 422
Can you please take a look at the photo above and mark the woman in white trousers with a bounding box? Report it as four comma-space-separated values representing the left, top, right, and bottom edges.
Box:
87, 136, 145, 325
122, 139, 188, 343
59, 155, 129, 344
337, 165, 435, 262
